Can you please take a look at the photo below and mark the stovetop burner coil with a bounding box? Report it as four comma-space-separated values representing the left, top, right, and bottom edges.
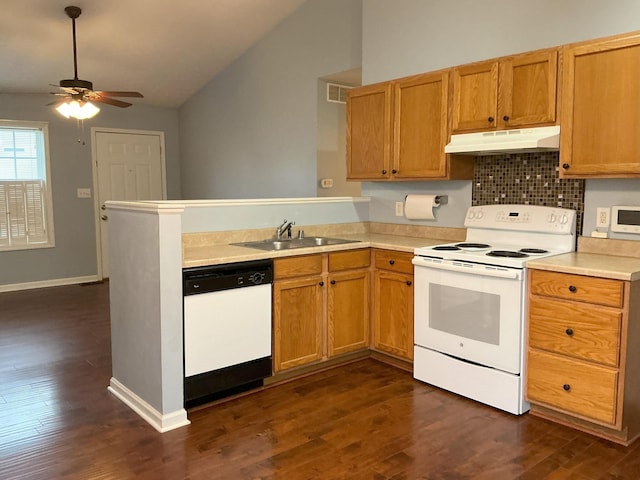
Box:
432, 245, 461, 251
519, 248, 549, 254
486, 250, 529, 258
455, 242, 491, 249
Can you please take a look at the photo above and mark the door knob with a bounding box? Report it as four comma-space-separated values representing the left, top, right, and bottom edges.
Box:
101, 215, 108, 221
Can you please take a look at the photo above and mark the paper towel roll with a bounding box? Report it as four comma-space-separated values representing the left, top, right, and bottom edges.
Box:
404, 194, 439, 220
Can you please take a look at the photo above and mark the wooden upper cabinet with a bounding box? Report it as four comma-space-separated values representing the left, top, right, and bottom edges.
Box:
346, 82, 392, 179
452, 49, 559, 133
560, 32, 640, 178
393, 71, 449, 178
500, 50, 558, 128
452, 60, 499, 132
347, 71, 473, 181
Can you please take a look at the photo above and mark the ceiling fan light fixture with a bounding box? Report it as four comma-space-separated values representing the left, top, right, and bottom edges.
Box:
56, 99, 100, 120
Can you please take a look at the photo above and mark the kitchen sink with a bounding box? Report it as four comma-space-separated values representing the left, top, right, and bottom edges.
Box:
232, 236, 361, 251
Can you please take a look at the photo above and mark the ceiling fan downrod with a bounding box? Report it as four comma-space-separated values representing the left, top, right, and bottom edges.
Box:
61, 6, 93, 91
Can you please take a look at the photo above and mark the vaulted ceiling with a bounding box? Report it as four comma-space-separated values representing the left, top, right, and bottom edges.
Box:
0, 0, 306, 108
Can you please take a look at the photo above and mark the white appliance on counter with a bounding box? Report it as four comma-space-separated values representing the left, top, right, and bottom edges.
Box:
412, 204, 576, 414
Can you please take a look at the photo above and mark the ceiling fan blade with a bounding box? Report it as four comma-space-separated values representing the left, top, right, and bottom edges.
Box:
95, 91, 144, 98
91, 96, 132, 108
46, 98, 69, 107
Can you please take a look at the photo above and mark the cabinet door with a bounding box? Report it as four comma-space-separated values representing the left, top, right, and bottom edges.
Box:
499, 49, 558, 128
346, 82, 392, 180
560, 33, 640, 177
273, 276, 323, 372
327, 270, 370, 357
373, 270, 414, 360
451, 60, 499, 132
392, 71, 449, 178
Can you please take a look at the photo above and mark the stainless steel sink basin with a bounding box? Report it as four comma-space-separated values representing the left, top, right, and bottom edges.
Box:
232, 236, 360, 251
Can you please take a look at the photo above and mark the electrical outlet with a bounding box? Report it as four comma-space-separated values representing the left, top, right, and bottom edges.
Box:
596, 207, 610, 228
395, 201, 404, 217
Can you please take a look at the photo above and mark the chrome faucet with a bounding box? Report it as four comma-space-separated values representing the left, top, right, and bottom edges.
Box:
275, 219, 295, 239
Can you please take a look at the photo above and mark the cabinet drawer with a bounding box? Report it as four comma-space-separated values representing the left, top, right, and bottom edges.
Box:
329, 249, 370, 272
374, 249, 414, 274
527, 349, 618, 425
529, 297, 622, 367
529, 270, 624, 307
274, 254, 322, 279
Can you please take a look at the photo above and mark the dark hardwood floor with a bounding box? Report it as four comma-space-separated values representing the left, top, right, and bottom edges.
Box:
0, 282, 638, 479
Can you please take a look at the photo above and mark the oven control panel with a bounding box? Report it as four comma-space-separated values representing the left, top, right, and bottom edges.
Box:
465, 205, 576, 234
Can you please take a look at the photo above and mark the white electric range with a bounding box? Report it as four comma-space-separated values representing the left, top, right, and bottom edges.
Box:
412, 204, 576, 414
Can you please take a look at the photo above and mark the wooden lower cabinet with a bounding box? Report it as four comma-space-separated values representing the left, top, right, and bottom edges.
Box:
526, 268, 640, 445
273, 250, 370, 373
372, 249, 414, 361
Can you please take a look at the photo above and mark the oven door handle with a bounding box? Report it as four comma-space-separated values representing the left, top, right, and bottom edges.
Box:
412, 256, 522, 280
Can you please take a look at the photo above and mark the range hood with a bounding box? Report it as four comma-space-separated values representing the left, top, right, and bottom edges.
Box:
445, 126, 560, 155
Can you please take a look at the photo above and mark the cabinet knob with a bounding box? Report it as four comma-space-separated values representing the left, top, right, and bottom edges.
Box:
565, 328, 574, 336
319, 281, 324, 286
488, 116, 495, 123
382, 169, 387, 175
391, 169, 397, 174
562, 163, 570, 170
563, 384, 571, 392
330, 279, 336, 285
389, 260, 395, 265
568, 285, 577, 293
101, 215, 108, 221
406, 280, 412, 286
503, 115, 510, 122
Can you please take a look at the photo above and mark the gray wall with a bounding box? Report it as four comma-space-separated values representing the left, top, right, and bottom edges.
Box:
0, 93, 180, 287
178, 0, 363, 199
316, 80, 361, 198
361, 0, 640, 236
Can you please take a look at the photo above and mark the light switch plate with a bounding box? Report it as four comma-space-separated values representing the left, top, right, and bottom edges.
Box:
77, 188, 92, 198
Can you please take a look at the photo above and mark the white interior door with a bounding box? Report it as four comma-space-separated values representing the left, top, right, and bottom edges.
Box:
95, 131, 165, 278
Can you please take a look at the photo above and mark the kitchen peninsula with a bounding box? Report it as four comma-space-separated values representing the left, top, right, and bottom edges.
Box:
105, 196, 465, 432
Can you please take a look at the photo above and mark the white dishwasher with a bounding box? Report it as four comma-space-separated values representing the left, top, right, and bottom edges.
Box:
182, 259, 273, 408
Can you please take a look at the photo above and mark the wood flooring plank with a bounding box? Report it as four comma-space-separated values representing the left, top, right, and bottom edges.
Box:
1, 282, 639, 479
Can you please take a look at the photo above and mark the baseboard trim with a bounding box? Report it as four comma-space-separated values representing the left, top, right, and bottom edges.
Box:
0, 275, 101, 293
108, 377, 190, 433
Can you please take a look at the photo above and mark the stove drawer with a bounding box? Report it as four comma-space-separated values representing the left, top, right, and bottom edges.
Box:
529, 270, 623, 307
528, 297, 622, 367
527, 349, 618, 425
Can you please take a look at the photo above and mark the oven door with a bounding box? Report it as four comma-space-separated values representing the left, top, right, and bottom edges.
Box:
412, 256, 525, 374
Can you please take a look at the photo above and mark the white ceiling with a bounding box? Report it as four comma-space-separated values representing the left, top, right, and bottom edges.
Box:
0, 0, 306, 108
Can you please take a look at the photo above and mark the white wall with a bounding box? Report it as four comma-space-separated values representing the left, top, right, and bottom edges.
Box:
361, 0, 640, 235
0, 93, 180, 288
179, 0, 363, 200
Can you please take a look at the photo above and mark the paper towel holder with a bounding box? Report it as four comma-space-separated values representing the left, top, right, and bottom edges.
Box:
405, 194, 448, 206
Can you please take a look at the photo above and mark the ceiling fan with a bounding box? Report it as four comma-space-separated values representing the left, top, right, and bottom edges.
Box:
49, 5, 143, 117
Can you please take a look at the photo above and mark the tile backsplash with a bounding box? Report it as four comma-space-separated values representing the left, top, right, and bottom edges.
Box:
472, 152, 585, 234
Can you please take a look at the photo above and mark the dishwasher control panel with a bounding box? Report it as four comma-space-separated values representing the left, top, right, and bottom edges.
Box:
183, 259, 273, 295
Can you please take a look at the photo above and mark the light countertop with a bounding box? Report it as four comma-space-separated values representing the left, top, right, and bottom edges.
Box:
526, 252, 640, 281
182, 233, 444, 268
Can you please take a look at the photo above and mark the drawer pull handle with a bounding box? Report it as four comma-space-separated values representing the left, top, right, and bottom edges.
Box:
389, 260, 395, 265
568, 285, 577, 293
565, 328, 574, 336
563, 384, 571, 391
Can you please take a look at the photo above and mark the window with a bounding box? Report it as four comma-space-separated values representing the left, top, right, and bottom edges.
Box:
0, 121, 55, 250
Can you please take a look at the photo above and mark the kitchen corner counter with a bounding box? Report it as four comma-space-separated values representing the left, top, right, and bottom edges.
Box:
526, 252, 640, 281
182, 233, 446, 268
